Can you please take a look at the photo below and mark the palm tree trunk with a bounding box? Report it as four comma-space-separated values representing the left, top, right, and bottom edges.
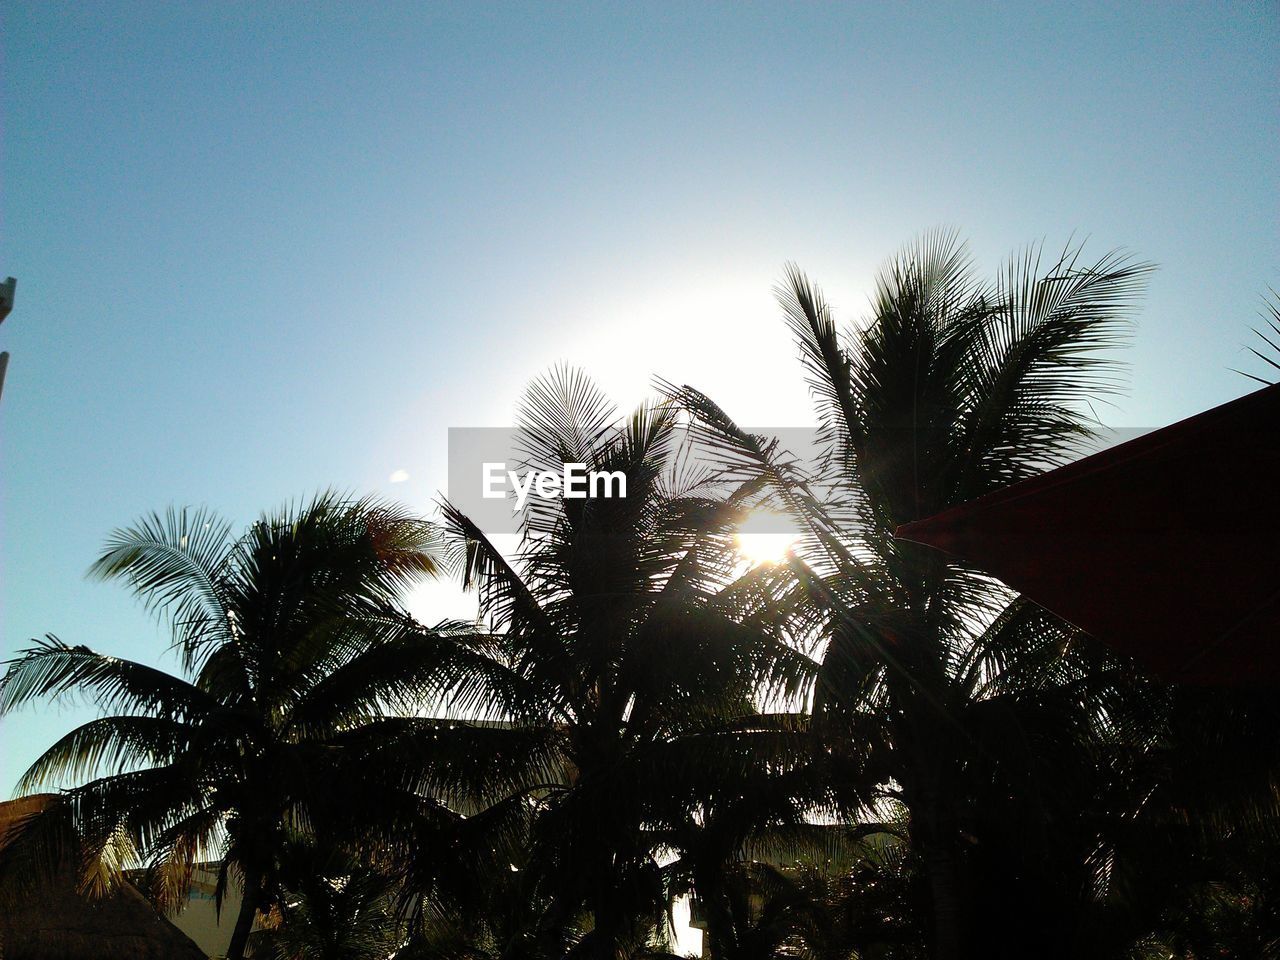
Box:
906, 757, 966, 960
226, 869, 261, 960
922, 839, 964, 960
694, 888, 735, 960
587, 870, 620, 960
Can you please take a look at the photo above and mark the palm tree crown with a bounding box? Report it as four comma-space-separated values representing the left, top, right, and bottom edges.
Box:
413, 367, 816, 958
669, 233, 1157, 959
0, 492, 443, 960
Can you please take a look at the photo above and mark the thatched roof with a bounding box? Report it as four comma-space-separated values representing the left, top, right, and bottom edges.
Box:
0, 795, 207, 960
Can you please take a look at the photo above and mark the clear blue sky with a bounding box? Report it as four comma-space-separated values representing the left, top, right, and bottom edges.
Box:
2, 2, 1277, 793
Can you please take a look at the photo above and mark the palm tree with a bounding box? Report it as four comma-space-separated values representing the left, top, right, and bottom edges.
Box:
406, 367, 817, 958
249, 837, 402, 960
0, 493, 448, 960
1076, 682, 1280, 956
687, 854, 927, 960
668, 233, 1157, 959
677, 824, 926, 960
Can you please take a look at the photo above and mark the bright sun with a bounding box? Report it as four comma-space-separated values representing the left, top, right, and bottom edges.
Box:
735, 532, 797, 566
734, 512, 799, 566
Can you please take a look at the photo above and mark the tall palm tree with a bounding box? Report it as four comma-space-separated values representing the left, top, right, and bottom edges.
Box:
0, 493, 448, 960
668, 233, 1157, 959
407, 368, 817, 958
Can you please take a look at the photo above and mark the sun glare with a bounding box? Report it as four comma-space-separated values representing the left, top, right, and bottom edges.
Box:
735, 513, 799, 566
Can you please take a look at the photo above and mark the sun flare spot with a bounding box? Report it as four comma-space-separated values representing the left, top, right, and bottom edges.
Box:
735, 513, 799, 566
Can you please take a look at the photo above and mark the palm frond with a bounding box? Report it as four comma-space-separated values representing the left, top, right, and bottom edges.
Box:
88, 506, 235, 671
952, 243, 1152, 496
1235, 290, 1280, 386
15, 714, 197, 794
516, 364, 618, 476
0, 636, 217, 719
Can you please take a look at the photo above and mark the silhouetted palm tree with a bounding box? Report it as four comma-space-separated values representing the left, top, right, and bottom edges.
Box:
9, 248, 1274, 959
249, 837, 402, 960
416, 368, 816, 958
0, 493, 446, 960
680, 826, 926, 960
669, 233, 1158, 959
1075, 683, 1280, 956
690, 854, 927, 960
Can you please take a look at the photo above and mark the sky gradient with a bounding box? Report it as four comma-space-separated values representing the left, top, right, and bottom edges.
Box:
2, 2, 1277, 800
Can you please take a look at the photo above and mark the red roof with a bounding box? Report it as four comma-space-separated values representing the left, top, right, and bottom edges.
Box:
895, 384, 1280, 685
